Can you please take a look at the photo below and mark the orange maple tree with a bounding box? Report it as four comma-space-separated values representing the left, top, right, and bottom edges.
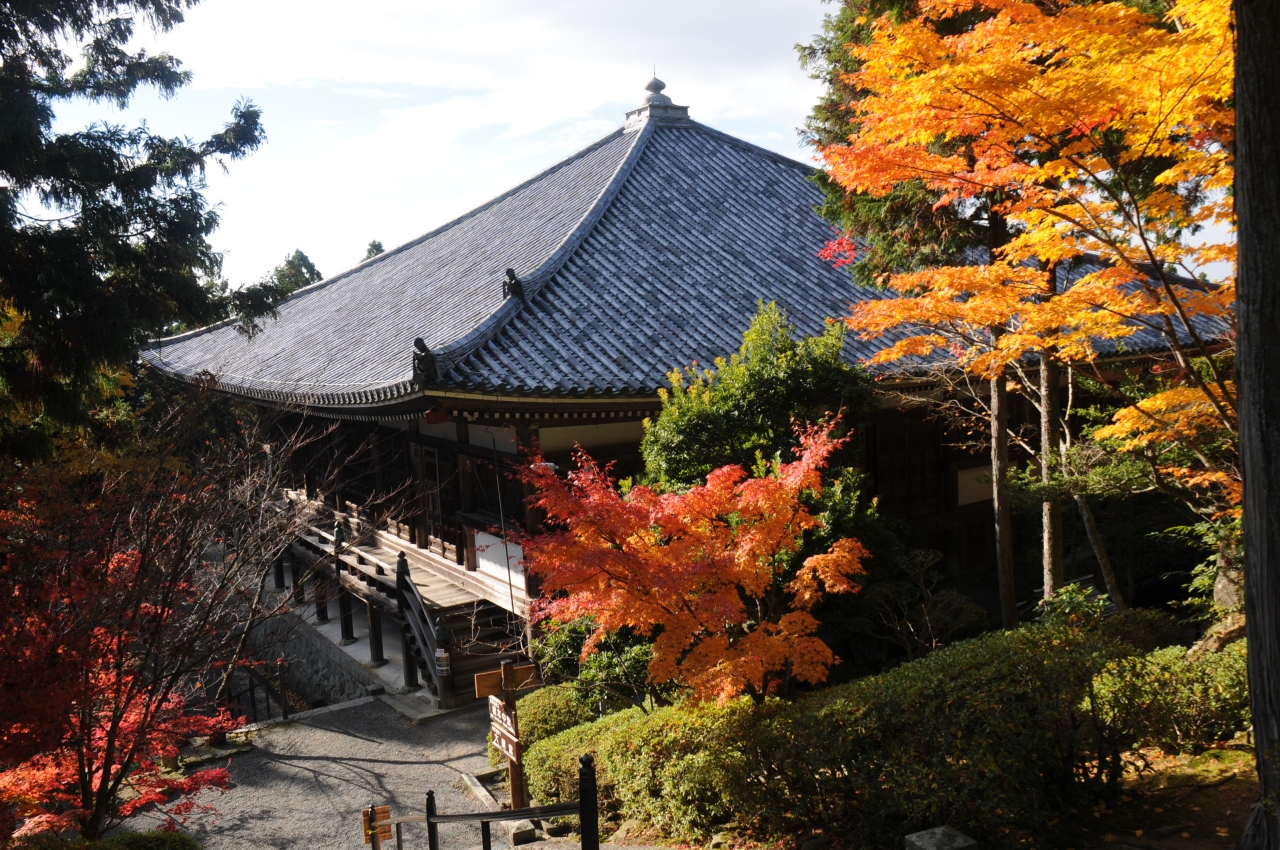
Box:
826, 0, 1232, 380
820, 0, 1237, 554
520, 423, 867, 704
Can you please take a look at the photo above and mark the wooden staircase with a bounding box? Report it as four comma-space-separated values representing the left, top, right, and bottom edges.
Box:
291, 522, 526, 708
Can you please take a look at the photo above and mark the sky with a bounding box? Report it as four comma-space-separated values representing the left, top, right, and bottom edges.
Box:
55, 1, 835, 286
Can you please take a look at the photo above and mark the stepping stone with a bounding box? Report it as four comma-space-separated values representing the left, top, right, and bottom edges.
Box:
904, 826, 977, 850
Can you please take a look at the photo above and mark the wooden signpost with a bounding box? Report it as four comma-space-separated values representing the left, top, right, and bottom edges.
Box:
475, 661, 538, 809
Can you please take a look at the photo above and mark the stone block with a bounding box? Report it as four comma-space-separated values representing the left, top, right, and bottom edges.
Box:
904, 826, 977, 850
507, 819, 537, 846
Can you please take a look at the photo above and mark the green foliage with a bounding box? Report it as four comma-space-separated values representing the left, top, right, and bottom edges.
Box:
1096, 608, 1183, 652
640, 302, 874, 489
1037, 582, 1109, 629
363, 240, 385, 260
487, 684, 595, 769
265, 250, 322, 296
531, 619, 664, 712
1093, 641, 1250, 755
526, 625, 1163, 846
15, 832, 200, 850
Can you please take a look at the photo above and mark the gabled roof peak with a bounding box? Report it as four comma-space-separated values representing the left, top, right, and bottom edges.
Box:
626, 76, 689, 131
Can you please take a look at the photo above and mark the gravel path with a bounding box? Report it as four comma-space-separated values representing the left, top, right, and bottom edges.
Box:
144, 699, 495, 850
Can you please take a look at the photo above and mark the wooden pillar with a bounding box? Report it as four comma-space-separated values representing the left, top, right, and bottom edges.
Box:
401, 624, 419, 689
338, 590, 356, 644
579, 754, 599, 850
288, 550, 305, 602
367, 600, 385, 666
314, 580, 328, 622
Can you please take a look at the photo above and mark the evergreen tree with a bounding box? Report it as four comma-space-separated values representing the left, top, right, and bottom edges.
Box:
640, 302, 874, 489
265, 249, 322, 295
364, 240, 385, 260
0, 0, 269, 454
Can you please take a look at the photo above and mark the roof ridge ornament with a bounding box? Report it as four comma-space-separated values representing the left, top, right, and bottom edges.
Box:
503, 267, 527, 304
625, 77, 690, 132
412, 337, 438, 386
643, 76, 673, 106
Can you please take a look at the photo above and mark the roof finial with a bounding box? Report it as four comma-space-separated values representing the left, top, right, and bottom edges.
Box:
643, 75, 672, 106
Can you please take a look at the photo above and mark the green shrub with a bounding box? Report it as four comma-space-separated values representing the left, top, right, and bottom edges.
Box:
523, 708, 647, 816
738, 624, 1139, 845
16, 832, 200, 850
598, 700, 757, 839
526, 625, 1142, 847
524, 702, 752, 836
1093, 639, 1250, 754
107, 834, 201, 850
488, 684, 597, 768
1037, 582, 1108, 628
1097, 608, 1183, 652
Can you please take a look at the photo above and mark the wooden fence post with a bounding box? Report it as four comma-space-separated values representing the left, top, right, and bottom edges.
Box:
366, 803, 381, 850
579, 754, 598, 850
426, 790, 439, 850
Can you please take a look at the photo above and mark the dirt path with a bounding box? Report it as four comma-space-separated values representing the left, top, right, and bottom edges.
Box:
136, 699, 494, 850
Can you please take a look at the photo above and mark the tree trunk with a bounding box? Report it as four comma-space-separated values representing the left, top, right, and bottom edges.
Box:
1235, 1, 1280, 846
992, 373, 1018, 628
1073, 494, 1127, 612
1041, 354, 1064, 596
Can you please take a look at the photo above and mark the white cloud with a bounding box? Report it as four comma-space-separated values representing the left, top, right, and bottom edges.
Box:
114, 0, 833, 281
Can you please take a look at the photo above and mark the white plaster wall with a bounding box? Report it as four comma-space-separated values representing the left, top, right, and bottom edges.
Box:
419, 420, 459, 441
537, 421, 644, 453
475, 532, 524, 580
471, 425, 517, 454
957, 466, 993, 505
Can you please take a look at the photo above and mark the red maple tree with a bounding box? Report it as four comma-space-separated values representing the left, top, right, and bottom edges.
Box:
520, 423, 867, 704
0, 408, 323, 841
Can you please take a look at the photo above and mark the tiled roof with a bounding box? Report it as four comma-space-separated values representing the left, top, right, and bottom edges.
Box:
442, 123, 886, 396
142, 105, 1225, 409
142, 125, 647, 406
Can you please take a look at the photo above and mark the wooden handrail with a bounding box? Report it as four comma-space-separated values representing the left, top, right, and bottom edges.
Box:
424, 802, 581, 824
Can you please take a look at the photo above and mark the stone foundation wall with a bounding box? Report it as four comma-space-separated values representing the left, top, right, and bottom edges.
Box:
252, 610, 383, 707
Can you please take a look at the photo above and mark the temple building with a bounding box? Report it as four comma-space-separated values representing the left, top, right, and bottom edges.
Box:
142, 80, 994, 704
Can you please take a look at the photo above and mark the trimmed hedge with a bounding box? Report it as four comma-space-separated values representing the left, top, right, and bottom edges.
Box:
488, 684, 596, 768
1094, 638, 1249, 754
528, 625, 1137, 845
525, 614, 1248, 848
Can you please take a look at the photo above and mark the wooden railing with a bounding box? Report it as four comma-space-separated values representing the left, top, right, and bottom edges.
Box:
362, 755, 599, 850
224, 661, 290, 725
296, 523, 457, 707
